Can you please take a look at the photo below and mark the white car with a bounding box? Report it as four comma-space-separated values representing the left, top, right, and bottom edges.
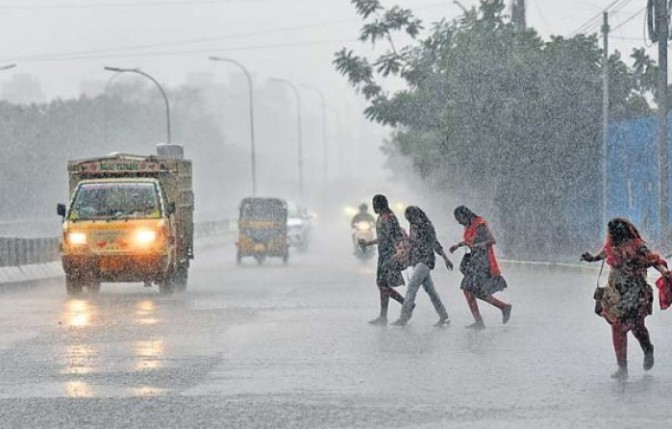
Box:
287, 202, 313, 252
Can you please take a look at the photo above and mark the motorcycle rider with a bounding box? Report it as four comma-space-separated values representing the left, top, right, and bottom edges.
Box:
351, 203, 375, 228
352, 203, 376, 259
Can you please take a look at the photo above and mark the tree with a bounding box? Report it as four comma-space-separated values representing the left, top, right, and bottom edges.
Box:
335, 0, 656, 260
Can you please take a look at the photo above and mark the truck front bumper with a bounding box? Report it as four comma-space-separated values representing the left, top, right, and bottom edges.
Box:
62, 253, 170, 282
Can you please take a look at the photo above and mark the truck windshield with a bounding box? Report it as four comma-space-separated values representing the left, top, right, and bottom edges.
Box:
68, 182, 162, 221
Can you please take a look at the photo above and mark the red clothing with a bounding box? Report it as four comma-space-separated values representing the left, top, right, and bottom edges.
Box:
603, 238, 665, 275
599, 239, 663, 324
464, 217, 501, 276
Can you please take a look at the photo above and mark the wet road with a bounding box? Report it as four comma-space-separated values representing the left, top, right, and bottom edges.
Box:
2, 234, 672, 428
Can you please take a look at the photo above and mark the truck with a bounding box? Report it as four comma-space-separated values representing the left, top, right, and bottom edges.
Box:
57, 144, 194, 295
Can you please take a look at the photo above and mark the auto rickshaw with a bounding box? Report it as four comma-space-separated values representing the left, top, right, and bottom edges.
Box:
236, 197, 289, 265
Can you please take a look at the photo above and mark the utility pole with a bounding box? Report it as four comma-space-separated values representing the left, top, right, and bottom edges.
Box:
512, 0, 526, 29
602, 12, 609, 230
657, 0, 669, 246
647, 0, 670, 245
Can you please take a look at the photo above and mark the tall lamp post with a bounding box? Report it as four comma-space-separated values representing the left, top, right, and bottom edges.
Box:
270, 77, 304, 201
103, 71, 124, 146
104, 66, 172, 144
325, 105, 344, 180
299, 84, 328, 193
209, 56, 257, 196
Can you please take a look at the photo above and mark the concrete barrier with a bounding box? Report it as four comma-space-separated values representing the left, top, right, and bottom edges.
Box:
499, 258, 601, 275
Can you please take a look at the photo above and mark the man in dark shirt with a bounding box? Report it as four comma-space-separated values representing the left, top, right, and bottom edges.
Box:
359, 194, 406, 325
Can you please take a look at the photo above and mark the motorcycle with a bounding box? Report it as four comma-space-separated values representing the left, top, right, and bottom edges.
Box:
352, 221, 376, 261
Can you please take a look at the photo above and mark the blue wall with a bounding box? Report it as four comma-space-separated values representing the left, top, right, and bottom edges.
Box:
608, 114, 672, 244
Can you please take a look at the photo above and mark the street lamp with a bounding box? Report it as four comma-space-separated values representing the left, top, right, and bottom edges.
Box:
103, 71, 124, 146
324, 105, 344, 180
209, 56, 257, 196
0, 64, 16, 71
270, 77, 304, 202
298, 84, 328, 193
103, 66, 172, 144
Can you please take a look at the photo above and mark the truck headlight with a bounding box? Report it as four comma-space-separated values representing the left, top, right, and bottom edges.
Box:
67, 232, 87, 245
135, 229, 157, 246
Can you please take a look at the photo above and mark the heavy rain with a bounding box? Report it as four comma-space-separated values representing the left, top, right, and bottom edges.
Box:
0, 0, 672, 428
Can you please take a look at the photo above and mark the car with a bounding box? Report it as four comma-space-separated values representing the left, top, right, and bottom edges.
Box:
287, 202, 313, 253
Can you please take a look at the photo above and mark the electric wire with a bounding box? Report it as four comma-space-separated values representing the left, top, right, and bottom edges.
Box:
611, 6, 646, 33
570, 0, 621, 36
570, 0, 632, 36
0, 0, 297, 10
15, 38, 360, 63
0, 18, 361, 63
0, 0, 454, 64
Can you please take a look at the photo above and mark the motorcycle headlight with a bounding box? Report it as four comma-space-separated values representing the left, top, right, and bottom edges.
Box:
67, 232, 87, 246
356, 223, 370, 231
134, 229, 157, 246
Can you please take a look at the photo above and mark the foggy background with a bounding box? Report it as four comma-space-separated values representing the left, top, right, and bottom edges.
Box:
0, 0, 656, 255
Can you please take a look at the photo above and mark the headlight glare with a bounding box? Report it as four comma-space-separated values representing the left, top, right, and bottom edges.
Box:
135, 229, 157, 246
67, 232, 87, 245
344, 206, 357, 217
356, 222, 371, 231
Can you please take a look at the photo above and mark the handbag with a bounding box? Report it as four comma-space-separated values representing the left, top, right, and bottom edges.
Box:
459, 252, 473, 275
655, 276, 672, 310
393, 240, 411, 270
593, 260, 605, 316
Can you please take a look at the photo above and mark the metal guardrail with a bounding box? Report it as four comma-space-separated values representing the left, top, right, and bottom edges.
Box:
194, 219, 237, 238
0, 237, 60, 267
0, 219, 234, 268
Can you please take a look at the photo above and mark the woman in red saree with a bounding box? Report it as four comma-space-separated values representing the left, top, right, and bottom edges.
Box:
450, 206, 512, 329
581, 218, 670, 379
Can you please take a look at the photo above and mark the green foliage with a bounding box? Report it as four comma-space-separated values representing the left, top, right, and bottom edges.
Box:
335, 0, 657, 260
351, 0, 382, 20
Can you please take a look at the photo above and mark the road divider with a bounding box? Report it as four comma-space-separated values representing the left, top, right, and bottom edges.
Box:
499, 258, 600, 275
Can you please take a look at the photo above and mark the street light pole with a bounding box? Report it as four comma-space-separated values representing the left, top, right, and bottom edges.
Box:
324, 105, 344, 180
209, 56, 257, 196
104, 66, 171, 144
103, 71, 123, 146
270, 77, 304, 202
299, 84, 328, 192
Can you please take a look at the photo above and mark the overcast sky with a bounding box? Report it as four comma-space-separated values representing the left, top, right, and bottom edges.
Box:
0, 0, 653, 102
